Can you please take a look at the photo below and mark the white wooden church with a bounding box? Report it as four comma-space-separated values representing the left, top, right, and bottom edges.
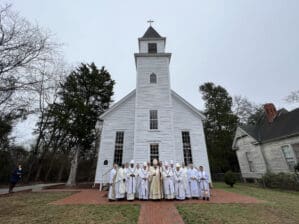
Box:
94, 25, 211, 184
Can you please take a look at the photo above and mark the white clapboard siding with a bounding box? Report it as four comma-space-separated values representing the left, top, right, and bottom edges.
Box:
95, 27, 211, 184
172, 93, 211, 179
95, 93, 135, 184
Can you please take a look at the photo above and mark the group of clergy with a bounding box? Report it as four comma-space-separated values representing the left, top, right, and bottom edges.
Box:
108, 158, 211, 201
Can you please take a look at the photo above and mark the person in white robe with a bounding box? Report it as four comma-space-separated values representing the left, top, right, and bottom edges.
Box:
138, 162, 149, 200
174, 163, 185, 200
149, 159, 162, 200
108, 163, 118, 201
187, 164, 200, 198
126, 160, 138, 201
181, 163, 191, 199
170, 160, 175, 176
135, 163, 141, 199
115, 164, 126, 200
162, 162, 175, 199
198, 165, 210, 200
146, 161, 151, 193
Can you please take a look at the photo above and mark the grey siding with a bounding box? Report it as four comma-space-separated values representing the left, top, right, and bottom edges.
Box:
235, 128, 299, 179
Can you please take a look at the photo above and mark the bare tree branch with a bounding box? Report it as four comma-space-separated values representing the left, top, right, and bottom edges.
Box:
0, 3, 61, 117
285, 90, 299, 103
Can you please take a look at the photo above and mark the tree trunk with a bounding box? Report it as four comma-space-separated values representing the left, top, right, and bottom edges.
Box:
66, 147, 79, 186
35, 164, 43, 182
57, 162, 65, 182
25, 154, 37, 183
45, 154, 56, 182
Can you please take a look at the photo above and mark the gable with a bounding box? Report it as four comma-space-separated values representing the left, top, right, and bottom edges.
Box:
171, 90, 205, 120
100, 90, 136, 119
232, 127, 258, 150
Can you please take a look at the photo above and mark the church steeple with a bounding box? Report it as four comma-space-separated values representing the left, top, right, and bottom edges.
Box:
142, 26, 162, 39
137, 25, 167, 54
133, 24, 175, 163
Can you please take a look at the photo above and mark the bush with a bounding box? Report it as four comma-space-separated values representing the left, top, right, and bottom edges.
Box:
260, 172, 299, 191
224, 170, 237, 187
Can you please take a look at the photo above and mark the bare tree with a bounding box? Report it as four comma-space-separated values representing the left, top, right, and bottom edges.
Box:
0, 3, 58, 117
285, 90, 299, 104
27, 59, 69, 181
233, 95, 261, 125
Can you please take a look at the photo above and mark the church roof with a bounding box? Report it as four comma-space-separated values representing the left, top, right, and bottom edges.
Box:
142, 26, 162, 38
99, 89, 205, 120
238, 108, 299, 144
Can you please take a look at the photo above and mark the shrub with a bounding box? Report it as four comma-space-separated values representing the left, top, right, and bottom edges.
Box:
260, 172, 299, 191
224, 170, 237, 187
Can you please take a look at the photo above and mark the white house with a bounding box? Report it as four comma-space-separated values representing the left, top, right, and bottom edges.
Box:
94, 26, 211, 184
233, 103, 299, 181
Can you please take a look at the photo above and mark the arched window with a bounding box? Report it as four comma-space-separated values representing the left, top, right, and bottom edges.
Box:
150, 73, 157, 84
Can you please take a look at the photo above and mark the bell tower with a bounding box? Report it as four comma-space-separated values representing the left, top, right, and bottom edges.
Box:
133, 24, 175, 163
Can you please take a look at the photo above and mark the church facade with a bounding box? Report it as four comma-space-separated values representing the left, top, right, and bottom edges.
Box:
94, 26, 211, 184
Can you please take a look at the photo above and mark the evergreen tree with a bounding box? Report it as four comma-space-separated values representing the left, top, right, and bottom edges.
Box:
199, 82, 239, 173
47, 63, 115, 186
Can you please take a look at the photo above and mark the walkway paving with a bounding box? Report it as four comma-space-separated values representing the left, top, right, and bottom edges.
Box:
138, 202, 184, 224
49, 189, 262, 205
48, 188, 263, 224
0, 183, 64, 195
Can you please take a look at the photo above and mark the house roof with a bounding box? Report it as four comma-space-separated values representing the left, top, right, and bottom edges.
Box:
99, 89, 205, 120
240, 108, 299, 143
142, 26, 162, 38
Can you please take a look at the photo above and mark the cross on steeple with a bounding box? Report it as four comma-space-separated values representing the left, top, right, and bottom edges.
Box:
147, 19, 154, 26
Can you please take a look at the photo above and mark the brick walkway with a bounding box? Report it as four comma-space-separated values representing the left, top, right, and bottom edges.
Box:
48, 189, 263, 224
138, 202, 184, 224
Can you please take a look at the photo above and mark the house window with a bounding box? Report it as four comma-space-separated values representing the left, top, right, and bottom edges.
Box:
150, 144, 159, 164
150, 73, 157, 84
149, 110, 158, 130
148, 43, 157, 53
292, 143, 299, 163
245, 152, 254, 172
281, 145, 296, 171
182, 131, 193, 165
113, 132, 124, 166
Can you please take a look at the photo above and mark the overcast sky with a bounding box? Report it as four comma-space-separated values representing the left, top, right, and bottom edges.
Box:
10, 0, 299, 145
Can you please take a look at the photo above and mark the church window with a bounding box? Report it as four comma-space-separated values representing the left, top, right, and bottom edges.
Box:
150, 73, 157, 84
150, 144, 159, 164
245, 152, 254, 172
149, 110, 158, 129
148, 43, 157, 53
113, 131, 124, 166
103, 160, 108, 165
281, 145, 296, 171
182, 131, 193, 165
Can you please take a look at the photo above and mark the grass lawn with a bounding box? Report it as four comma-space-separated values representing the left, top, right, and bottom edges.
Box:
177, 182, 299, 224
0, 192, 139, 224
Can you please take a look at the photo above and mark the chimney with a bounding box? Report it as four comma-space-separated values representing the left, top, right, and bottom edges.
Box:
263, 103, 277, 123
